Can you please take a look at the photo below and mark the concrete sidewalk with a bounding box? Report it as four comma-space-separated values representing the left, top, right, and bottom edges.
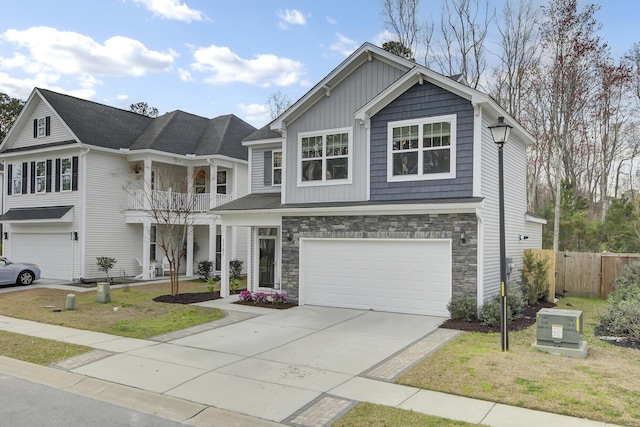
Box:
0, 300, 625, 427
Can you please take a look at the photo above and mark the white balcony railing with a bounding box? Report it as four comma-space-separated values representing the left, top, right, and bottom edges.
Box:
127, 190, 233, 212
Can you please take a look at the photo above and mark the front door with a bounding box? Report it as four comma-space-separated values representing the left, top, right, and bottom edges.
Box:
258, 228, 277, 288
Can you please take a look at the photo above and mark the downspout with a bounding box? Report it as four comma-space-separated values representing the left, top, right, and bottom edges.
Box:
79, 147, 90, 280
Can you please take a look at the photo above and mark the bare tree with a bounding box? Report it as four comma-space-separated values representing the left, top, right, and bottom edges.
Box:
127, 166, 201, 295
435, 0, 494, 88
382, 0, 421, 59
130, 102, 159, 118
538, 0, 604, 251
267, 91, 291, 120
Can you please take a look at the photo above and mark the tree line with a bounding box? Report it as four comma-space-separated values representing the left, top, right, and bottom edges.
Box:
382, 0, 640, 253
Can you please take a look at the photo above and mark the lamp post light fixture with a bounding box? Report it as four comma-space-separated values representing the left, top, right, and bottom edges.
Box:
488, 116, 513, 352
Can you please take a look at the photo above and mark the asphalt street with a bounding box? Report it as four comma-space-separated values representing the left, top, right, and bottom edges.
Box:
1, 373, 186, 427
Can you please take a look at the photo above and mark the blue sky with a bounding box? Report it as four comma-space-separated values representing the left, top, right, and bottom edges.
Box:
1, 0, 638, 128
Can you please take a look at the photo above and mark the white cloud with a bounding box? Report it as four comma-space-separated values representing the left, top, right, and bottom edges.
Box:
326, 16, 337, 25
238, 102, 270, 126
129, 0, 204, 22
277, 9, 306, 29
0, 26, 175, 94
330, 33, 359, 57
177, 68, 194, 82
117, 94, 129, 101
192, 45, 305, 88
373, 30, 395, 46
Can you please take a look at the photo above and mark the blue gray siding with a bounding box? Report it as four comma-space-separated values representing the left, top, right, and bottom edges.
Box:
285, 58, 406, 204
251, 145, 281, 194
370, 82, 474, 201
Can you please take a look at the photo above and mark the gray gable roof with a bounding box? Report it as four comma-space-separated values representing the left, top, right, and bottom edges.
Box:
244, 124, 282, 143
34, 88, 255, 160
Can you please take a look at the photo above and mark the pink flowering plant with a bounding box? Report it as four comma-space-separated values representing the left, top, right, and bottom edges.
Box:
238, 290, 253, 302
272, 292, 289, 304
254, 292, 268, 304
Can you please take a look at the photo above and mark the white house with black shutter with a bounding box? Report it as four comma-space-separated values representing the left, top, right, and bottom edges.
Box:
0, 88, 255, 282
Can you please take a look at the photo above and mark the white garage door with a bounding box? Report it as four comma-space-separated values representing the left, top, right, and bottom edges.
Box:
12, 234, 73, 280
301, 239, 451, 316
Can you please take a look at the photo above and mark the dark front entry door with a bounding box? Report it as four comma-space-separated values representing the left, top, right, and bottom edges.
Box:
259, 237, 276, 288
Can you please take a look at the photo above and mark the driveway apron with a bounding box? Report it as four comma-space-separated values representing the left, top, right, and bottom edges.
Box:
70, 305, 445, 423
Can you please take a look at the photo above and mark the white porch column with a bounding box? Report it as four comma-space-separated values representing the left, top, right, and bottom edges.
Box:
142, 222, 151, 279
186, 225, 194, 276
220, 223, 230, 298
143, 159, 152, 211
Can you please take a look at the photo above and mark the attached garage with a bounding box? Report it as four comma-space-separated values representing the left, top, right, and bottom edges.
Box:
11, 233, 73, 280
300, 238, 451, 316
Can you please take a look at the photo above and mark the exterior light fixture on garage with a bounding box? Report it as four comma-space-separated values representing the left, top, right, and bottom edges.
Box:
460, 229, 467, 244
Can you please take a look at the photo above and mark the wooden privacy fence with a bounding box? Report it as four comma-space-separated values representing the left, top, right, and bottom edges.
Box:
528, 250, 640, 299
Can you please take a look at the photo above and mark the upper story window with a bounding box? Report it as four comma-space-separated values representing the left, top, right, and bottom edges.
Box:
33, 117, 50, 138
387, 115, 456, 182
11, 163, 22, 195
272, 150, 282, 186
35, 161, 46, 193
60, 158, 72, 191
299, 127, 352, 185
217, 170, 227, 194
194, 169, 207, 194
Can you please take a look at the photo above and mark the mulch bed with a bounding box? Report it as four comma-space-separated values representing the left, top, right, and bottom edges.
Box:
439, 300, 556, 333
153, 291, 221, 304
233, 300, 298, 310
594, 324, 640, 350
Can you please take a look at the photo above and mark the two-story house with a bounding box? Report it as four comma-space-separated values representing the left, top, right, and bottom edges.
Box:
0, 88, 255, 282
216, 43, 544, 316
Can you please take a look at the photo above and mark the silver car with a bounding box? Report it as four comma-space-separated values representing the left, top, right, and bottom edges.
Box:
0, 257, 41, 285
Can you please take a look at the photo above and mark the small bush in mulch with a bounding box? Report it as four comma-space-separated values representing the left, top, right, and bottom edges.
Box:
233, 290, 297, 310
440, 301, 556, 333
153, 291, 221, 304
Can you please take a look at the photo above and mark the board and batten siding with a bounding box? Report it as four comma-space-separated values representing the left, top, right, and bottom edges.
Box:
11, 99, 75, 150
83, 151, 141, 279
285, 58, 406, 204
479, 112, 534, 301
250, 145, 281, 194
370, 81, 474, 201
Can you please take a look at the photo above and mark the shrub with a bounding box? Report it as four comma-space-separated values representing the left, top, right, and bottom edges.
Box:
478, 299, 502, 326
96, 257, 117, 283
521, 250, 550, 304
197, 260, 214, 282
599, 261, 640, 338
447, 293, 478, 321
507, 286, 525, 318
229, 259, 244, 280
205, 276, 219, 292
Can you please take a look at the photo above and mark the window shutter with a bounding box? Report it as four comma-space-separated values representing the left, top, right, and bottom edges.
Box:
263, 151, 272, 185
30, 161, 35, 193
7, 164, 12, 195
33, 119, 37, 138
71, 156, 78, 191
55, 158, 61, 192
45, 116, 51, 136
21, 163, 27, 194
46, 159, 52, 192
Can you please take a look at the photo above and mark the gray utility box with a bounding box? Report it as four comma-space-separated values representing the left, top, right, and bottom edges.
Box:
532, 308, 588, 358
96, 282, 111, 304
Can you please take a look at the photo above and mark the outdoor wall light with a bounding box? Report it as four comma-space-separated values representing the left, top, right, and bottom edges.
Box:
460, 229, 467, 244
286, 228, 293, 242
519, 234, 529, 241
3, 232, 7, 240
71, 231, 78, 241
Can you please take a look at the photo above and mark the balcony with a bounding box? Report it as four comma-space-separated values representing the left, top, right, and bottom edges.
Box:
127, 190, 233, 212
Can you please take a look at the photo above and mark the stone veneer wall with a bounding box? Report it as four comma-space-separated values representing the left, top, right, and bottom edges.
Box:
281, 213, 478, 304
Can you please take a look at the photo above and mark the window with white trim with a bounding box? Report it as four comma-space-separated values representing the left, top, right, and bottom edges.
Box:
216, 170, 227, 194
61, 157, 72, 191
11, 163, 22, 195
37, 117, 47, 137
272, 150, 282, 186
299, 128, 351, 184
150, 225, 157, 261
36, 160, 46, 193
387, 115, 456, 181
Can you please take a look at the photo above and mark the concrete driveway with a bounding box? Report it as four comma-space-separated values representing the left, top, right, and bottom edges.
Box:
69, 302, 446, 423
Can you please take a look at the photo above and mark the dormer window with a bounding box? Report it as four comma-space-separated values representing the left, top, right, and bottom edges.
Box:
33, 117, 51, 138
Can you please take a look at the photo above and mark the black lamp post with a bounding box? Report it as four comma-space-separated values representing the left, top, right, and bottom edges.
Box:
488, 116, 513, 351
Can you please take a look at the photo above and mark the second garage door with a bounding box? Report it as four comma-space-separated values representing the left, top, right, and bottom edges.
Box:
300, 238, 451, 316
12, 233, 73, 281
